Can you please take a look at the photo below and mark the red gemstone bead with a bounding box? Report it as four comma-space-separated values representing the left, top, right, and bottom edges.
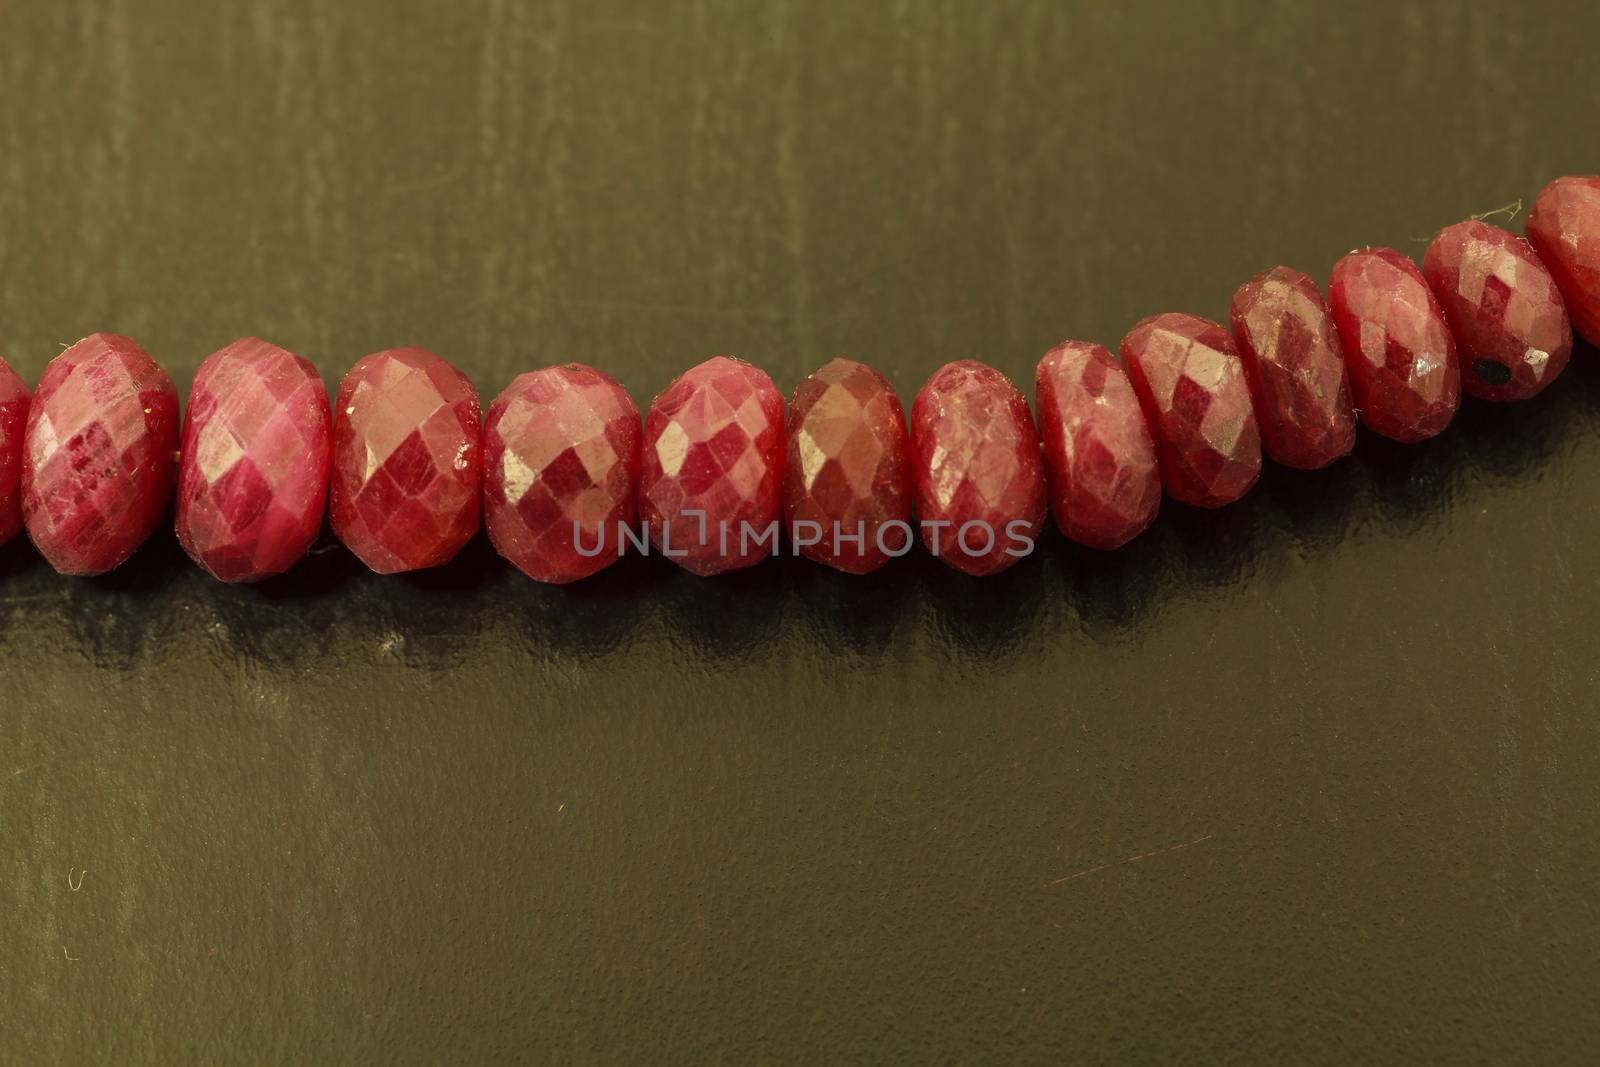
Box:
1228, 267, 1357, 468
1120, 314, 1262, 507
1422, 220, 1572, 402
640, 356, 784, 576
175, 338, 332, 582
1328, 247, 1460, 443
783, 358, 911, 574
1034, 341, 1159, 550
909, 360, 1045, 576
21, 333, 179, 575
0, 356, 29, 549
1526, 175, 1600, 346
330, 347, 482, 574
483, 364, 641, 584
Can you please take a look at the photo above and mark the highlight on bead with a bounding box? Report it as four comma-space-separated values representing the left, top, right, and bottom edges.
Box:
784, 357, 912, 574
21, 333, 180, 576
639, 355, 786, 577
330, 347, 483, 575
909, 360, 1046, 577
176, 337, 332, 583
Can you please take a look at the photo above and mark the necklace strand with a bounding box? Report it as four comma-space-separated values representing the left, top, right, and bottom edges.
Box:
2, 175, 1597, 583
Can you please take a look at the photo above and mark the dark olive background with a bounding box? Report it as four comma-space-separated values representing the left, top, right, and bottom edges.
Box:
4, 0, 1600, 1062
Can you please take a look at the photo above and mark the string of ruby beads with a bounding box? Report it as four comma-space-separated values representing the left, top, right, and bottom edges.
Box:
0, 175, 1596, 582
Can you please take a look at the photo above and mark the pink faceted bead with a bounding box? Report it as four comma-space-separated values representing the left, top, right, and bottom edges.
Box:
175, 338, 332, 582
1423, 220, 1572, 401
0, 356, 29, 549
783, 358, 911, 574
483, 364, 641, 584
909, 360, 1045, 576
21, 333, 179, 575
1034, 341, 1159, 550
1228, 267, 1357, 469
640, 356, 784, 576
1526, 175, 1600, 345
1328, 248, 1459, 443
1121, 314, 1262, 508
330, 347, 482, 574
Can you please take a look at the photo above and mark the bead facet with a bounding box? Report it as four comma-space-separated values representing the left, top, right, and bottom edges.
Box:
175, 338, 332, 582
1120, 313, 1262, 507
1526, 175, 1600, 346
21, 333, 179, 575
784, 358, 911, 574
909, 360, 1045, 576
330, 347, 482, 574
1034, 341, 1159, 549
483, 364, 641, 584
640, 356, 784, 576
1422, 220, 1572, 402
1228, 267, 1357, 468
1328, 247, 1460, 442
0, 357, 29, 549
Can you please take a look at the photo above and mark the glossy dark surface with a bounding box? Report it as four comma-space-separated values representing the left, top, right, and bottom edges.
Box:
3, 2, 1598, 1062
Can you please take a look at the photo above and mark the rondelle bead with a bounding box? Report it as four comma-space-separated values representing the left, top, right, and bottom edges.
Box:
1525, 176, 1600, 346
1228, 267, 1357, 468
640, 355, 784, 576
1034, 341, 1159, 550
0, 356, 29, 549
1328, 247, 1459, 443
784, 358, 911, 574
21, 333, 179, 575
330, 347, 482, 574
175, 338, 332, 582
909, 360, 1045, 576
1422, 220, 1572, 401
1120, 313, 1262, 508
482, 364, 641, 584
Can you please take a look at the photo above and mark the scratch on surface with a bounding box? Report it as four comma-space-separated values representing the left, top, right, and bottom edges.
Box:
62, 946, 79, 962
546, 295, 787, 319
68, 867, 88, 892
1049, 833, 1214, 886
1264, 596, 1312, 676
384, 165, 468, 195
0, 594, 74, 607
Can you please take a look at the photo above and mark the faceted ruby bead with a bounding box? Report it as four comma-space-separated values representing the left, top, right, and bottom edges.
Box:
640, 356, 784, 576
909, 360, 1045, 576
483, 364, 641, 584
330, 347, 482, 574
1423, 221, 1572, 402
0, 356, 29, 549
175, 338, 332, 582
1033, 342, 1159, 550
1120, 314, 1262, 508
783, 358, 911, 574
21, 333, 179, 575
1526, 176, 1600, 346
1328, 248, 1460, 443
1228, 267, 1357, 468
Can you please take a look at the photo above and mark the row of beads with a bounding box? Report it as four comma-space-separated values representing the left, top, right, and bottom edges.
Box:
0, 176, 1597, 583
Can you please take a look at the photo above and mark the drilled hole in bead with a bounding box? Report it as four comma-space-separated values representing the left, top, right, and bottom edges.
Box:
1472, 359, 1513, 386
